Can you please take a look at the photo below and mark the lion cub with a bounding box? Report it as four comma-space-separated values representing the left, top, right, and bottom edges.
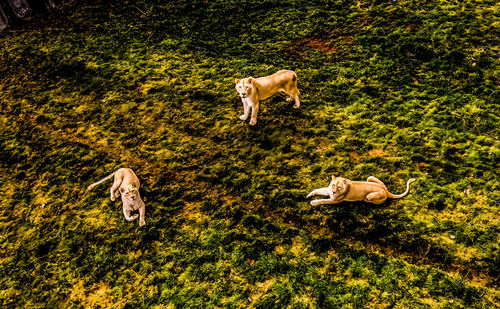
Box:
235, 70, 300, 125
307, 176, 415, 206
87, 168, 146, 226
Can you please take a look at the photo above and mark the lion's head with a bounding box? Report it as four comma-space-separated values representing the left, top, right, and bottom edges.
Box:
330, 176, 349, 195
120, 184, 139, 203
235, 77, 255, 99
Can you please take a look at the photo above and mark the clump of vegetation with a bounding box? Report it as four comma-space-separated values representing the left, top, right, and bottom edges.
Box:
0, 0, 498, 307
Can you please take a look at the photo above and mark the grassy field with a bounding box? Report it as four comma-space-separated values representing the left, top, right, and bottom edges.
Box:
0, 0, 499, 307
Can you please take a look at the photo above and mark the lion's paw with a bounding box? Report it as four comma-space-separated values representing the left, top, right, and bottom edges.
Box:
310, 200, 320, 206
249, 119, 257, 126
239, 115, 248, 120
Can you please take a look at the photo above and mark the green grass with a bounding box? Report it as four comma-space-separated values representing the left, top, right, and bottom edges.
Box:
0, 0, 498, 307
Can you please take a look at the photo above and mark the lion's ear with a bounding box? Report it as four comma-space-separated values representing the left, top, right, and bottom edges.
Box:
132, 183, 137, 188
332, 176, 336, 181
247, 77, 253, 84
119, 187, 125, 193
235, 79, 240, 84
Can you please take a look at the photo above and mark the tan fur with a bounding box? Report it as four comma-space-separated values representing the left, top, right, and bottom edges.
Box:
87, 168, 146, 226
235, 70, 300, 125
307, 176, 415, 206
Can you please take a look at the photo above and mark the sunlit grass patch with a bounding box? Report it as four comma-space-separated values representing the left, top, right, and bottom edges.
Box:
0, 0, 498, 307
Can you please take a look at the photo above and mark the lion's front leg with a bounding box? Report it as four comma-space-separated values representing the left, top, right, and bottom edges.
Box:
249, 101, 259, 126
239, 99, 250, 121
138, 203, 146, 226
123, 206, 139, 221
306, 187, 331, 198
310, 198, 340, 206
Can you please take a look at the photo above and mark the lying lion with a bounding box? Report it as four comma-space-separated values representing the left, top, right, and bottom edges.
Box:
235, 70, 300, 125
307, 176, 415, 206
87, 168, 146, 226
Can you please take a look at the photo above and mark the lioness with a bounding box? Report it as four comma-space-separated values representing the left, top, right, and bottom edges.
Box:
87, 168, 146, 226
307, 176, 415, 206
235, 70, 300, 125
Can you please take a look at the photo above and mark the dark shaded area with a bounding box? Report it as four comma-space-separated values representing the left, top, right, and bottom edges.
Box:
0, 0, 60, 29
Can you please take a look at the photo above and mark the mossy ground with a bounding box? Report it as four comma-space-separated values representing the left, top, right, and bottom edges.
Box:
0, 0, 499, 307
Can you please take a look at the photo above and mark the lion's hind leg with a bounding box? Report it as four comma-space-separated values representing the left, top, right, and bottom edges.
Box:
366, 176, 384, 186
110, 185, 120, 201
285, 91, 299, 106
110, 180, 122, 202
284, 88, 300, 108
284, 77, 300, 108
364, 190, 387, 204
291, 94, 300, 108
109, 170, 124, 201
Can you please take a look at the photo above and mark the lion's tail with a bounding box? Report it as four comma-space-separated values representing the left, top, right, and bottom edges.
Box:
87, 172, 116, 191
386, 178, 416, 199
